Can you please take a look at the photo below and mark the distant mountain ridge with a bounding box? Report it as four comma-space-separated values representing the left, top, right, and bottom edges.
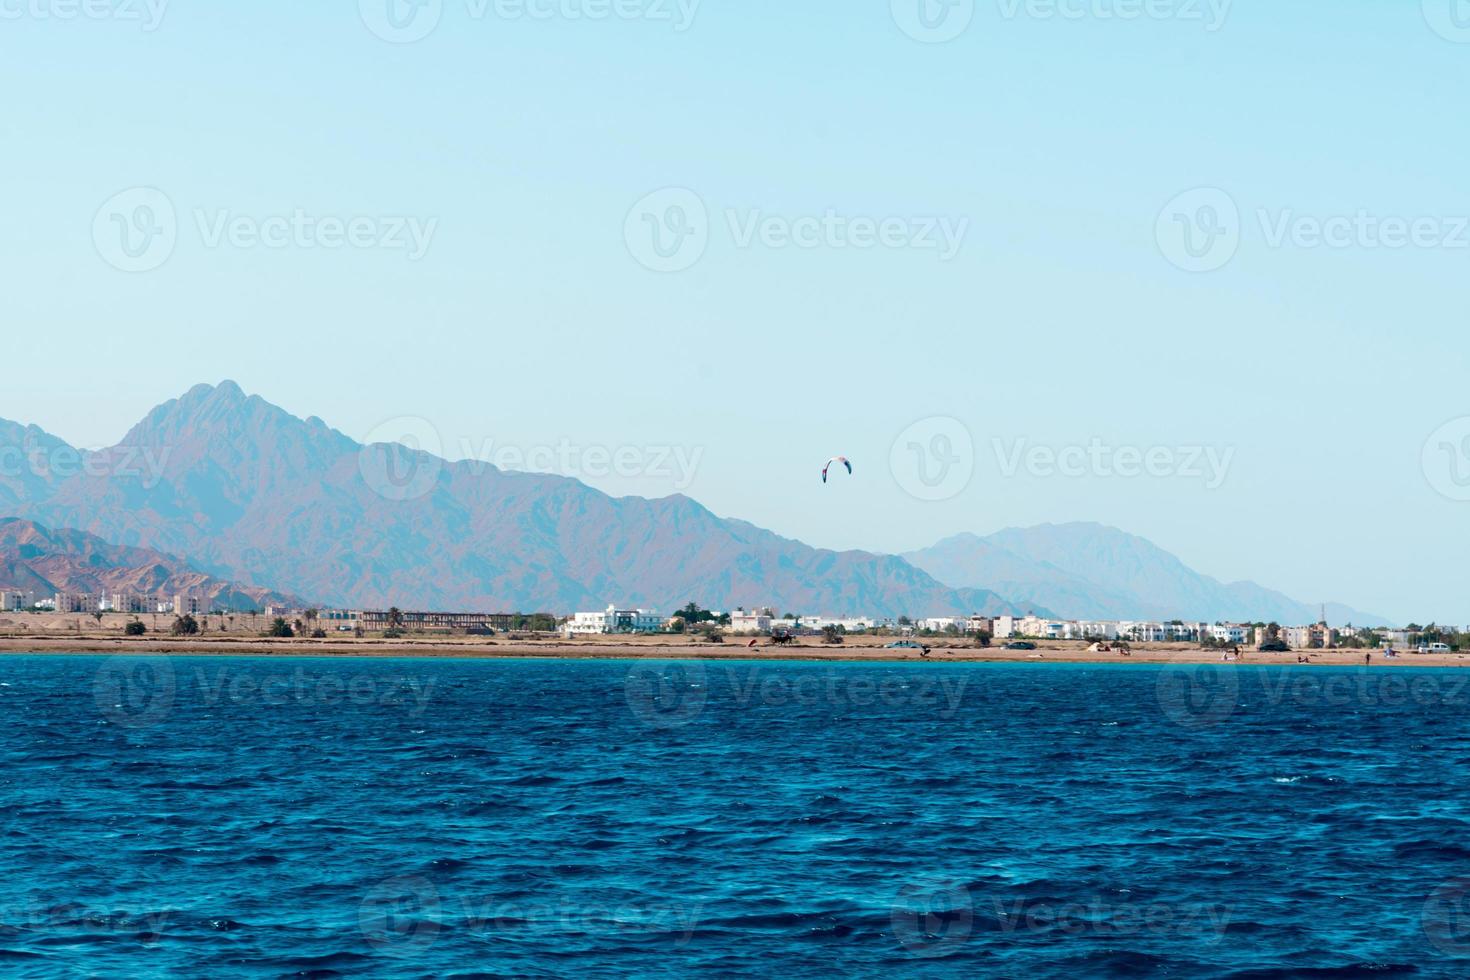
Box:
0, 382, 1031, 618
904, 524, 1387, 628
0, 517, 302, 611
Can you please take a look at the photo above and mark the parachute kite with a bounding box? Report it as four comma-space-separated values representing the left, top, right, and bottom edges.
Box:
822, 456, 853, 484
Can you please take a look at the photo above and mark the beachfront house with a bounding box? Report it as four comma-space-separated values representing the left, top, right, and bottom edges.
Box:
1211, 624, 1250, 645
563, 605, 663, 636
730, 608, 775, 633
919, 617, 965, 633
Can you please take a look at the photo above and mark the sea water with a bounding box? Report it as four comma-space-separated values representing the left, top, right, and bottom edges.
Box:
3, 655, 1469, 977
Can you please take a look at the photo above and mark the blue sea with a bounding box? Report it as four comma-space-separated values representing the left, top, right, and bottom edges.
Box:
4, 655, 1470, 978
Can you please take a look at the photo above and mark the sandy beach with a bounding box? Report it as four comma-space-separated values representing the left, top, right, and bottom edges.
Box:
0, 616, 1461, 666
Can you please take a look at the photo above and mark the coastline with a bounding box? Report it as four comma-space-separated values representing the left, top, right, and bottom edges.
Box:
1, 634, 1465, 667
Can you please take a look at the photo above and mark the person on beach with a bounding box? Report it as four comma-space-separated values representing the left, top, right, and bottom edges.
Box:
1365, 652, 1371, 665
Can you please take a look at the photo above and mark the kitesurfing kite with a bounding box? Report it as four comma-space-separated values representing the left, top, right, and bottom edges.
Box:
822, 456, 853, 484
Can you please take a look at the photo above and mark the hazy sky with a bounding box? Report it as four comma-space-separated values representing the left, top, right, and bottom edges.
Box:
2, 1, 1468, 624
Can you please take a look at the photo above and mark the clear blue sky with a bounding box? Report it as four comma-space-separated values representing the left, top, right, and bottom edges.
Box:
2, 1, 1467, 625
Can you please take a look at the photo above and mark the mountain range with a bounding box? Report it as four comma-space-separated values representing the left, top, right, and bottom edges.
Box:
904, 525, 1386, 628
0, 382, 1385, 625
0, 517, 299, 611
0, 382, 1027, 618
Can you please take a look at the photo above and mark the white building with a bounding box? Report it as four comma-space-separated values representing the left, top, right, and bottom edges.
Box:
108, 593, 156, 614
0, 590, 36, 612
55, 593, 100, 614
563, 605, 663, 636
805, 616, 875, 633
174, 593, 205, 616
730, 608, 775, 633
1212, 624, 1249, 645
919, 617, 966, 633
993, 616, 1016, 639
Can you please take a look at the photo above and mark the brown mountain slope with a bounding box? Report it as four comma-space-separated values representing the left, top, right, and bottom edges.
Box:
0, 518, 304, 611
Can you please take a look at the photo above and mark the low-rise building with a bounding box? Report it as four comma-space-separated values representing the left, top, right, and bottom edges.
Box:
919, 617, 966, 633
55, 592, 100, 614
0, 590, 37, 611
1211, 624, 1250, 645
563, 606, 663, 635
730, 608, 775, 633
174, 593, 206, 617
108, 593, 157, 614
361, 610, 518, 632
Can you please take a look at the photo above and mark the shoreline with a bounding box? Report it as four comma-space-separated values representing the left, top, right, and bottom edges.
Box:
1, 635, 1465, 667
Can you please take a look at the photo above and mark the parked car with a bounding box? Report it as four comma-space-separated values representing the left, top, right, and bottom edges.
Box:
1419, 642, 1452, 653
1004, 641, 1038, 650
884, 641, 925, 650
